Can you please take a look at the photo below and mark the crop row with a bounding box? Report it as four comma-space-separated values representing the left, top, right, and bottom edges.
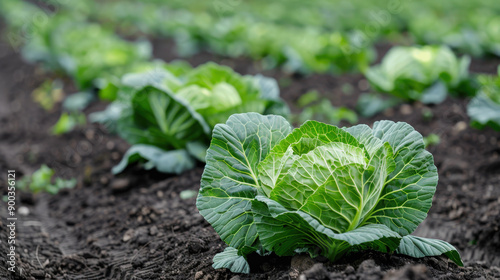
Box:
1, 0, 499, 174
52, 0, 500, 72
1, 0, 498, 274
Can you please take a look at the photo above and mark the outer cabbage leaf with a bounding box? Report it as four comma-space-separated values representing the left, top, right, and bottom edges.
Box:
196, 113, 292, 253
396, 235, 463, 266
212, 247, 250, 274
356, 121, 438, 236
468, 93, 500, 131
112, 144, 195, 174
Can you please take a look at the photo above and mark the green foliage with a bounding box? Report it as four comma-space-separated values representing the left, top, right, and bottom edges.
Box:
421, 108, 434, 121
356, 93, 400, 118
0, 1, 292, 175
212, 247, 250, 274
93, 63, 289, 174
423, 133, 440, 148
62, 91, 96, 112
55, 0, 376, 74
409, 6, 500, 57
17, 165, 76, 194
179, 190, 198, 200
32, 80, 64, 111
296, 90, 358, 125
51, 112, 86, 135
112, 145, 197, 175
3, 0, 500, 81
467, 69, 500, 130
197, 113, 462, 273
366, 45, 473, 103
39, 0, 500, 70
22, 14, 150, 89
396, 235, 463, 266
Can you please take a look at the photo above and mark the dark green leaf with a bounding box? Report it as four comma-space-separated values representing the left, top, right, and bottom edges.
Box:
197, 113, 292, 252
420, 81, 448, 104
396, 235, 463, 266
212, 247, 250, 274
467, 93, 500, 131
112, 144, 196, 174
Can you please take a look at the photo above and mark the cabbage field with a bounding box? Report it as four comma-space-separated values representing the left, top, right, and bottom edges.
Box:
0, 0, 499, 279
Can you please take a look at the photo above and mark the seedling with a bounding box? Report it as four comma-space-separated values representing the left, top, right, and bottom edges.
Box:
421, 107, 434, 121
17, 165, 76, 194
51, 112, 86, 135
32, 80, 64, 111
424, 133, 441, 147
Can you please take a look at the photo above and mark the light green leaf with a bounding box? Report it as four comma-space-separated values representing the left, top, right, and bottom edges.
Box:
271, 142, 394, 233
270, 142, 367, 213
183, 62, 254, 96
112, 144, 196, 174
211, 82, 242, 110
51, 112, 86, 135
179, 190, 198, 200
212, 247, 250, 274
258, 120, 362, 197
121, 68, 177, 90
200, 100, 267, 128
17, 165, 76, 194
344, 124, 385, 156
175, 85, 211, 110
396, 235, 463, 266
365, 67, 394, 92
197, 113, 292, 252
297, 90, 321, 108
297, 99, 358, 125
366, 46, 472, 101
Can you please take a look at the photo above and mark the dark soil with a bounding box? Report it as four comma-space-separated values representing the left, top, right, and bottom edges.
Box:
1, 32, 500, 280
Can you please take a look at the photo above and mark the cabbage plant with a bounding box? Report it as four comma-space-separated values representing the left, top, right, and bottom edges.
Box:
93, 63, 289, 174
468, 67, 500, 131
19, 13, 150, 90
365, 45, 473, 104
197, 113, 463, 273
